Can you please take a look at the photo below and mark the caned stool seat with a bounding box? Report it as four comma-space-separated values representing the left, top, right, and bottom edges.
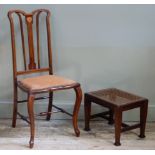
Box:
84, 88, 148, 146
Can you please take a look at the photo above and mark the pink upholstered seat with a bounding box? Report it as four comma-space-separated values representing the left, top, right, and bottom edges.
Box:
18, 75, 77, 91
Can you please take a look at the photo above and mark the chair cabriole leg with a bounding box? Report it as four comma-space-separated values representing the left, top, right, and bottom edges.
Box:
73, 86, 82, 137
27, 93, 35, 148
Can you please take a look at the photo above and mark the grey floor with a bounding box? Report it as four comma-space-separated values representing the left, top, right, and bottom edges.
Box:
0, 119, 154, 150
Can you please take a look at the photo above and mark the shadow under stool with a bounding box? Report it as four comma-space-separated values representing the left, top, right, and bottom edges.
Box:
84, 88, 148, 146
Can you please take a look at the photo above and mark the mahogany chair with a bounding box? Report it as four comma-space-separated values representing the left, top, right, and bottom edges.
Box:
8, 9, 82, 148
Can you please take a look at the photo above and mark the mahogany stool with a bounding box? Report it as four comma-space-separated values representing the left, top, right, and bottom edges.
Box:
84, 88, 148, 146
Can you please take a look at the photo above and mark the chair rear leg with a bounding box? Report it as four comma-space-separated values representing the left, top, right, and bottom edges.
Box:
27, 94, 35, 148
12, 86, 18, 128
46, 91, 53, 120
73, 86, 82, 137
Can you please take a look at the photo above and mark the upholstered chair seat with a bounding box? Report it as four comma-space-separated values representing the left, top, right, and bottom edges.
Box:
18, 75, 77, 91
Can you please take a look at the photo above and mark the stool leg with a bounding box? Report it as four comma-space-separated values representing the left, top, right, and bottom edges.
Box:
114, 108, 122, 146
139, 101, 148, 138
84, 95, 91, 131
108, 109, 114, 125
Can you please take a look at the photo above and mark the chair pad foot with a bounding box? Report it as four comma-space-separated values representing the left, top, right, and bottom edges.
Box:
29, 140, 34, 148
75, 130, 80, 137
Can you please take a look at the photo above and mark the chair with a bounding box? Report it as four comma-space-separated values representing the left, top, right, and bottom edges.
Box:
8, 9, 82, 148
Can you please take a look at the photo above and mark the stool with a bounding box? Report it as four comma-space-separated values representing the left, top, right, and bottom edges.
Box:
84, 88, 148, 146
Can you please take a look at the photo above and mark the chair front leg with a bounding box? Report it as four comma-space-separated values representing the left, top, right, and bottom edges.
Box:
46, 91, 53, 120
73, 86, 82, 137
27, 93, 35, 148
12, 84, 18, 128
